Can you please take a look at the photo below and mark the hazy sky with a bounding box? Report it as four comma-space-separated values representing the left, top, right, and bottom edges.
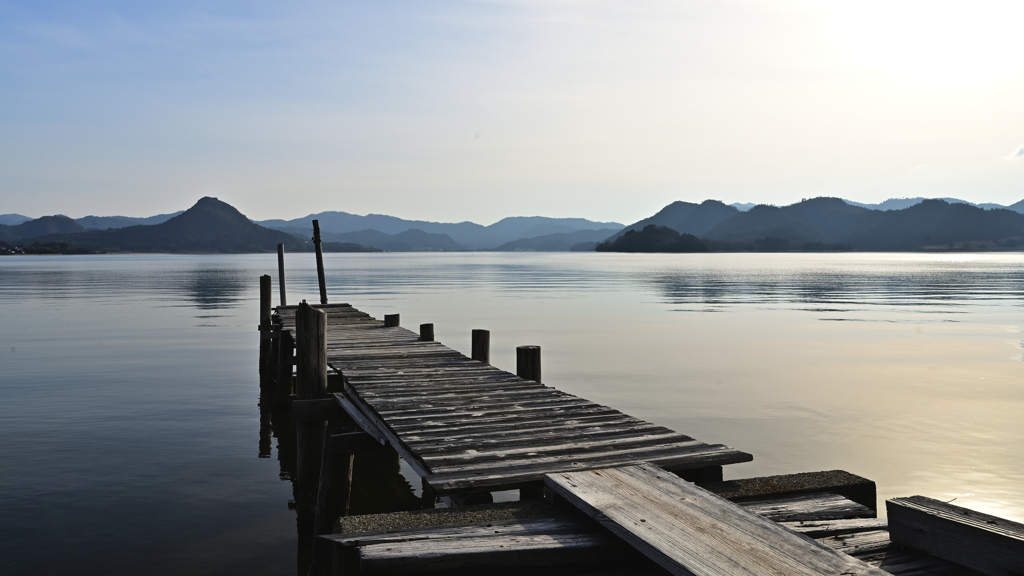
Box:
2, 1, 1023, 224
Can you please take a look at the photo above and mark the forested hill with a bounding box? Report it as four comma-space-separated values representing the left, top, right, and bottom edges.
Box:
32, 197, 377, 253
606, 197, 1024, 251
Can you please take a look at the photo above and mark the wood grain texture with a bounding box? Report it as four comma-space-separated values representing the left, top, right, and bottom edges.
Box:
888, 495, 1024, 576
545, 463, 888, 576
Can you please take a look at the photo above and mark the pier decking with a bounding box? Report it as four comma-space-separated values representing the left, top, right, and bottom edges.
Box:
274, 302, 752, 497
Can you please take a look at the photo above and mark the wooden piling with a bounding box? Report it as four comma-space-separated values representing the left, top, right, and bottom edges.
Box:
277, 243, 287, 307
516, 345, 541, 383
276, 329, 295, 408
312, 220, 327, 305
384, 314, 400, 328
472, 329, 490, 364
295, 302, 328, 399
259, 275, 273, 380
419, 323, 434, 341
295, 301, 329, 536
313, 426, 356, 533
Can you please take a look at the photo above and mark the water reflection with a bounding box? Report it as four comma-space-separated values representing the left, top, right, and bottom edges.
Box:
646, 264, 1024, 310
177, 269, 249, 310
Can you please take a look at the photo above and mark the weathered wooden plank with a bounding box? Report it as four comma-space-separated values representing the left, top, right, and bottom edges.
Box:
781, 518, 888, 538
406, 422, 674, 454
358, 532, 630, 573
741, 492, 875, 522
323, 517, 593, 547
398, 414, 647, 440
390, 409, 630, 434
815, 529, 893, 556
545, 463, 887, 576
426, 445, 752, 494
887, 495, 1024, 576
419, 432, 697, 465
426, 438, 728, 474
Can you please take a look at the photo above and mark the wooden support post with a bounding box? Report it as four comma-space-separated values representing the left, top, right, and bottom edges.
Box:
678, 466, 724, 485
295, 301, 329, 540
277, 243, 287, 306
312, 219, 327, 305
421, 477, 438, 509
516, 345, 541, 383
313, 426, 356, 533
275, 329, 295, 408
419, 323, 434, 341
295, 302, 328, 399
259, 274, 273, 381
384, 314, 400, 327
472, 329, 490, 364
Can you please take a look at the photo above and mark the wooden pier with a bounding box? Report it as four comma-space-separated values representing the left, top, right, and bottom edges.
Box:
273, 302, 753, 499
256, 254, 1022, 576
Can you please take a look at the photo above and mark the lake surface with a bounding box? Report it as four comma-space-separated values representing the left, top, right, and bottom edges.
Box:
2, 252, 1023, 574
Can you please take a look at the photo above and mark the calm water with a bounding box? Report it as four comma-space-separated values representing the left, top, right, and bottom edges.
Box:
2, 252, 1023, 574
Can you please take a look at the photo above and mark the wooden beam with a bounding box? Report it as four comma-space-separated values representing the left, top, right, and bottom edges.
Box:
324, 431, 387, 455
887, 495, 1024, 576
292, 398, 344, 422
545, 463, 887, 576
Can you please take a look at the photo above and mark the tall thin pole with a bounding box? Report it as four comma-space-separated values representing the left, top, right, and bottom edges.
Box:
312, 220, 327, 305
277, 243, 287, 307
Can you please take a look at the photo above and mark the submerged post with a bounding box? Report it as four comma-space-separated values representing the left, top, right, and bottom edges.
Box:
419, 323, 434, 341
312, 219, 327, 305
516, 345, 541, 383
472, 329, 490, 364
277, 243, 287, 307
384, 314, 400, 327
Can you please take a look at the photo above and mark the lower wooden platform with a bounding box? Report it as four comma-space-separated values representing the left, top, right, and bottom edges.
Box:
322, 468, 982, 576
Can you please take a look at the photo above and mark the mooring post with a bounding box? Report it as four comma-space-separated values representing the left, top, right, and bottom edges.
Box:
295, 301, 329, 526
276, 329, 295, 408
384, 314, 400, 327
259, 274, 273, 381
419, 323, 434, 341
472, 329, 490, 364
516, 345, 541, 383
312, 220, 327, 305
277, 243, 287, 307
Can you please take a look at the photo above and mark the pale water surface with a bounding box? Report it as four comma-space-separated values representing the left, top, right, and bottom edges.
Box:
2, 252, 1022, 574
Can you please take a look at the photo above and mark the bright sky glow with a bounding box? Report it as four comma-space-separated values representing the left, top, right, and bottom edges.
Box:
0, 0, 1022, 223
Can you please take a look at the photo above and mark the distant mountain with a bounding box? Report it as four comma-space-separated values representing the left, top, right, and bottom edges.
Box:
611, 197, 1024, 252
323, 228, 463, 251
1008, 199, 1024, 214
496, 228, 620, 251
258, 212, 623, 249
0, 215, 85, 242
0, 214, 32, 226
730, 203, 755, 212
843, 200, 1024, 251
843, 197, 986, 211
33, 197, 376, 253
608, 200, 739, 242
75, 211, 184, 230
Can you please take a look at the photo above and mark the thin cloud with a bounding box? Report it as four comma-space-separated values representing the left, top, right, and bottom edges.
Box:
1007, 146, 1024, 160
